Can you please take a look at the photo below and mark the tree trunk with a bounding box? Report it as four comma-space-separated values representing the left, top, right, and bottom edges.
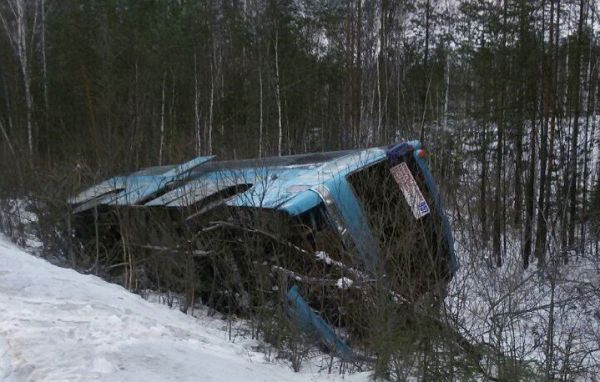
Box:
159, 71, 166, 165
523, 99, 537, 268
258, 64, 264, 158
208, 45, 215, 156
535, 0, 556, 266
40, 0, 49, 158
274, 30, 283, 156
566, 0, 586, 252
194, 53, 202, 156
420, 0, 431, 144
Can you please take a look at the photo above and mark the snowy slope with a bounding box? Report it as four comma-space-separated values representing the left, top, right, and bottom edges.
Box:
0, 236, 368, 382
444, 228, 600, 378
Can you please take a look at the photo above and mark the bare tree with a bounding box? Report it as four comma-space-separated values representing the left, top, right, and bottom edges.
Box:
274, 29, 283, 156
159, 71, 166, 165
194, 53, 202, 156
0, 0, 35, 160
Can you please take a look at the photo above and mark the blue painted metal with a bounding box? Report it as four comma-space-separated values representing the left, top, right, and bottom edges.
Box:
316, 178, 381, 270
410, 143, 459, 274
71, 141, 457, 275
68, 156, 214, 213
70, 141, 457, 359
384, 141, 457, 273
287, 285, 353, 360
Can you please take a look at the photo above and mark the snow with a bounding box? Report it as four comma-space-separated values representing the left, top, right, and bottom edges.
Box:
0, 236, 369, 382
335, 278, 353, 290
444, 229, 600, 378
0, 199, 42, 249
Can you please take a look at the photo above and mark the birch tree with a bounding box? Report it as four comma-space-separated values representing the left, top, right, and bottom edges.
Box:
274, 29, 283, 157
0, 0, 35, 159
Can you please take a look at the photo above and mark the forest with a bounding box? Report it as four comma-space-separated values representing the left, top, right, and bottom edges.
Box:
1, 0, 600, 380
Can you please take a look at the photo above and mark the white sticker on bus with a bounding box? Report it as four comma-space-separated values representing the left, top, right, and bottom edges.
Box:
389, 162, 430, 219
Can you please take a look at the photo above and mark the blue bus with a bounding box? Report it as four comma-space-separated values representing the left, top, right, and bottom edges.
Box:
69, 140, 457, 359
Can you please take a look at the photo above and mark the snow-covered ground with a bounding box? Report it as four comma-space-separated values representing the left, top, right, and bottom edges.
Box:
2, 193, 599, 380
0, 236, 369, 382
445, 227, 600, 379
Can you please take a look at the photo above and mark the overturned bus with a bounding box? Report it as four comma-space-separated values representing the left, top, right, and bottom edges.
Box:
69, 140, 457, 359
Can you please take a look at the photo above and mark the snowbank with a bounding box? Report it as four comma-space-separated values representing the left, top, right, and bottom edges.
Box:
0, 236, 368, 382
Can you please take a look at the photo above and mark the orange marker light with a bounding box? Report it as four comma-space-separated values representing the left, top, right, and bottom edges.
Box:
417, 149, 426, 158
